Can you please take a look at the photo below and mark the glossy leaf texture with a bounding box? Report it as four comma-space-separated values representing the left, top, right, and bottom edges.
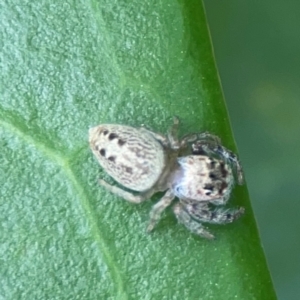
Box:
0, 0, 276, 299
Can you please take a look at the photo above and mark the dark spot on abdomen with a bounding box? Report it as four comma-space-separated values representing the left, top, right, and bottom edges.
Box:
99, 149, 106, 156
118, 139, 126, 146
125, 166, 133, 174
108, 133, 118, 140
108, 156, 116, 162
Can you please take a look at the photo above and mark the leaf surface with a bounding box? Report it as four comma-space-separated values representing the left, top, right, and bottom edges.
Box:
0, 1, 276, 299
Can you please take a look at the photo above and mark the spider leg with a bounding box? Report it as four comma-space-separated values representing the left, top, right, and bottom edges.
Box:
172, 203, 215, 239
139, 116, 181, 150
167, 116, 180, 149
185, 202, 245, 225
180, 132, 221, 149
139, 127, 169, 147
99, 179, 156, 203
147, 189, 175, 232
214, 145, 244, 185
192, 142, 244, 185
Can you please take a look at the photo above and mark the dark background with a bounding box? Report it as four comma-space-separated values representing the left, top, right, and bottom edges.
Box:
204, 1, 300, 299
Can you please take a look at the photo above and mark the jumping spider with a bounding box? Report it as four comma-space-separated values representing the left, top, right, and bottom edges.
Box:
89, 117, 244, 239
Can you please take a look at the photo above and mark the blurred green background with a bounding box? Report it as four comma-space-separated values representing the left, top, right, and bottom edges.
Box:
204, 1, 300, 299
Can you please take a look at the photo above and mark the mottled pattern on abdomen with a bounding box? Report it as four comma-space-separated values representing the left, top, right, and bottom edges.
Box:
89, 124, 165, 192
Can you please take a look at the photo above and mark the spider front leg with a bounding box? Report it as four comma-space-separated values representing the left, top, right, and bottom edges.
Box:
173, 203, 215, 239
139, 116, 180, 149
180, 132, 221, 150
139, 127, 169, 147
99, 179, 156, 203
147, 189, 175, 232
214, 145, 244, 185
185, 202, 245, 225
193, 142, 244, 185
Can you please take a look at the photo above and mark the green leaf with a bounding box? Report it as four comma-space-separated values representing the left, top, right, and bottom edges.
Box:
1, 0, 277, 299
